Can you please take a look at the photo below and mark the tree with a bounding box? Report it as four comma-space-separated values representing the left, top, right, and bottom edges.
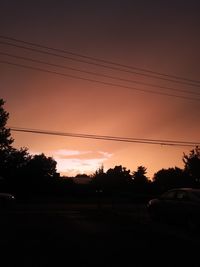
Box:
153, 167, 190, 192
131, 166, 150, 193
106, 165, 132, 190
0, 147, 30, 178
19, 153, 58, 194
183, 146, 200, 185
132, 166, 149, 185
91, 165, 107, 188
0, 99, 13, 150
91, 165, 132, 192
0, 99, 30, 179
26, 153, 57, 179
0, 99, 59, 195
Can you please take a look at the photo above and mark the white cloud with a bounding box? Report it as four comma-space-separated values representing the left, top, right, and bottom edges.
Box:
52, 149, 113, 176
98, 151, 113, 158
54, 149, 91, 157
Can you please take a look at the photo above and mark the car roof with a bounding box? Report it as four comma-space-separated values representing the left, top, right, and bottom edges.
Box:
169, 188, 200, 193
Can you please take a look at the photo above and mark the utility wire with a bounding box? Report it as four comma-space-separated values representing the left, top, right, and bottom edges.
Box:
1, 51, 199, 97
1, 59, 200, 102
1, 35, 200, 86
10, 127, 200, 147
0, 39, 200, 88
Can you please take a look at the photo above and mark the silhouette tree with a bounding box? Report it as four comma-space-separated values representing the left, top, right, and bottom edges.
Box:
3, 148, 30, 176
106, 165, 131, 191
0, 99, 64, 198
0, 98, 13, 177
91, 165, 106, 187
132, 166, 149, 185
131, 166, 150, 194
183, 146, 200, 185
0, 99, 29, 180
0, 99, 13, 149
94, 165, 104, 177
18, 153, 58, 194
91, 165, 108, 200
153, 167, 189, 192
91, 165, 132, 192
26, 153, 57, 179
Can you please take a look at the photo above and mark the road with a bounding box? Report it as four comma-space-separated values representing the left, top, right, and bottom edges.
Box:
0, 202, 199, 266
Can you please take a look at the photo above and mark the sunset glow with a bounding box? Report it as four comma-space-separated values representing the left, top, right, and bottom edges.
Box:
1, 1, 200, 178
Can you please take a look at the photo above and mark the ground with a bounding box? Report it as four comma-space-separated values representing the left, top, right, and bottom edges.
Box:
0, 201, 199, 266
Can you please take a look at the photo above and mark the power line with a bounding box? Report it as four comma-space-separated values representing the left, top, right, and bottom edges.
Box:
9, 126, 200, 147
10, 127, 200, 147
1, 51, 199, 97
1, 59, 200, 102
0, 38, 200, 88
1, 35, 200, 86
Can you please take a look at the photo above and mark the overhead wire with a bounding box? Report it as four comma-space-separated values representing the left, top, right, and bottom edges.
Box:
1, 51, 200, 97
1, 59, 200, 102
1, 35, 200, 86
10, 127, 200, 147
0, 38, 200, 88
1, 35, 199, 101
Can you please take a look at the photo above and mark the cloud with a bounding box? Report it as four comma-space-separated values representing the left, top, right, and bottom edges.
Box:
51, 149, 113, 176
54, 149, 91, 158
98, 151, 113, 158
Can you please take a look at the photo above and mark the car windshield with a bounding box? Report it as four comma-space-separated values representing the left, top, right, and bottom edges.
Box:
161, 190, 176, 199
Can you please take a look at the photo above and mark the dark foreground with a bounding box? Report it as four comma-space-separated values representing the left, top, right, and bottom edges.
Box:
0, 202, 199, 267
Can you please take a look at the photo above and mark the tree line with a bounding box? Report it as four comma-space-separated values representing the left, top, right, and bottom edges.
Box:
0, 98, 200, 200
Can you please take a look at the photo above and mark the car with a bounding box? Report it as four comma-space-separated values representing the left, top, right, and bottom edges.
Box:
0, 193, 16, 209
147, 188, 200, 230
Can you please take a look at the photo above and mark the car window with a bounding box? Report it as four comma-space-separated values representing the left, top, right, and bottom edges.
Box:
161, 191, 176, 200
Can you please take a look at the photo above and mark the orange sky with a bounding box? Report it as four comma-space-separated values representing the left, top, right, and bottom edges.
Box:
0, 1, 200, 178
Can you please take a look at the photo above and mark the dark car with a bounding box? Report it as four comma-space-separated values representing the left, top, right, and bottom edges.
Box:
147, 188, 200, 229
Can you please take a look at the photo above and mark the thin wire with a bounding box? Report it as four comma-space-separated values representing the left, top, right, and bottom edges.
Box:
10, 127, 200, 147
0, 40, 200, 88
1, 51, 199, 97
1, 59, 200, 102
1, 35, 200, 86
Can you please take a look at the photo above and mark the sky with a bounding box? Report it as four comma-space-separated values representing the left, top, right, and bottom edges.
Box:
0, 1, 200, 178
